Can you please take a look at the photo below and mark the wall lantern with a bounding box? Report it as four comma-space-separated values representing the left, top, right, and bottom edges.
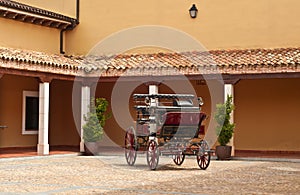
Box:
189, 4, 198, 18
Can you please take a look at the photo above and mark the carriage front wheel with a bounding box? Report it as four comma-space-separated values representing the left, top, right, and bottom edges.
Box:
196, 140, 211, 170
125, 127, 137, 166
147, 140, 159, 170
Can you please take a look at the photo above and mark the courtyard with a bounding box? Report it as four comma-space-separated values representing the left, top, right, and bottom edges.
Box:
0, 154, 299, 194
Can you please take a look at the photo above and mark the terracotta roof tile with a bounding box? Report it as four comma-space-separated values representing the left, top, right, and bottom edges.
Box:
81, 47, 300, 76
1, 46, 300, 77
0, 47, 81, 75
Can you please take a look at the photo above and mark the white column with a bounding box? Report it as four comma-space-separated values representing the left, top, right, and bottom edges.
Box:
224, 84, 235, 156
149, 85, 158, 95
37, 82, 50, 155
80, 86, 90, 152
149, 85, 158, 136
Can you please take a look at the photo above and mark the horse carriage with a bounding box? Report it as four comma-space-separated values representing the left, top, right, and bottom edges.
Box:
124, 92, 211, 170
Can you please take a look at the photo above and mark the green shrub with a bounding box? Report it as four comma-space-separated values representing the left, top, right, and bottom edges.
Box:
214, 95, 235, 146
83, 97, 109, 142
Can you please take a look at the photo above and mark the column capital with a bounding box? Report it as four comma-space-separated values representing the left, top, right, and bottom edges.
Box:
224, 78, 240, 85
39, 76, 53, 83
81, 78, 97, 88
144, 81, 162, 87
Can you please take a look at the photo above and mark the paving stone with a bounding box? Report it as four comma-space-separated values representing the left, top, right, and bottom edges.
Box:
0, 155, 299, 194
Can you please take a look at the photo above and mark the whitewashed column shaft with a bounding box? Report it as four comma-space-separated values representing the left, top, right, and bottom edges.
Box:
224, 84, 235, 156
149, 85, 158, 135
80, 86, 90, 152
37, 82, 50, 155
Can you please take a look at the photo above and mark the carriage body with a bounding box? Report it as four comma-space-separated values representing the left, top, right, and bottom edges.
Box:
125, 93, 211, 170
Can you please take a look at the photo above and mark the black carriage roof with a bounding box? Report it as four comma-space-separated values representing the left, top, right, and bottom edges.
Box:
133, 94, 195, 99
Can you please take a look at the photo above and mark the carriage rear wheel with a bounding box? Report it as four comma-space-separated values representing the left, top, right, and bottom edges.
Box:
196, 140, 211, 170
173, 152, 185, 166
125, 127, 137, 166
147, 140, 159, 170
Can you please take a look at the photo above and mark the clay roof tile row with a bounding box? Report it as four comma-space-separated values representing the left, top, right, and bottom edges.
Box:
1, 46, 300, 77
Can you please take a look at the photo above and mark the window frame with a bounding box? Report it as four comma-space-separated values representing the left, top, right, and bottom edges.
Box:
22, 91, 39, 135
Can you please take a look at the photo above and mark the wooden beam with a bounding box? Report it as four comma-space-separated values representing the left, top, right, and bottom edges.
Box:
33, 18, 44, 25
24, 16, 35, 23
50, 22, 60, 28
6, 12, 18, 19
0, 67, 76, 81
15, 14, 27, 21
58, 23, 70, 29
222, 72, 300, 80
0, 10, 8, 17
42, 20, 53, 26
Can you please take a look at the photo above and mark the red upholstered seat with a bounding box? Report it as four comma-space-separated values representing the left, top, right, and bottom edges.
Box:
162, 112, 206, 126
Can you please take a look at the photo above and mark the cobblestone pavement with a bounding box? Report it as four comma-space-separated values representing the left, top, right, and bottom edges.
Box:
0, 154, 299, 194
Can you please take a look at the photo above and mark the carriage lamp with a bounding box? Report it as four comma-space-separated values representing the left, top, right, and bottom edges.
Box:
189, 4, 198, 18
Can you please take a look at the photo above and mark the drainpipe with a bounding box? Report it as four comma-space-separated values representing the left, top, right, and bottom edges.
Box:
60, 0, 80, 54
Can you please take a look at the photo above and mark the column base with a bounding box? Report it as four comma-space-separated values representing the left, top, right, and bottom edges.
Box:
37, 144, 49, 155
80, 140, 85, 152
231, 145, 235, 156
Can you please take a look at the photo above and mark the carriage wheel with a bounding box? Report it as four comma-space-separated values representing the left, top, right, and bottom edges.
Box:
196, 140, 211, 170
173, 152, 185, 166
124, 127, 137, 166
147, 140, 159, 170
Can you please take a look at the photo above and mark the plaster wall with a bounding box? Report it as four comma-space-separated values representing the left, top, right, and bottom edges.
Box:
66, 0, 300, 55
0, 0, 75, 53
2, 0, 300, 54
235, 78, 300, 151
49, 80, 80, 146
0, 75, 38, 147
17, 0, 76, 17
0, 75, 80, 148
0, 17, 60, 54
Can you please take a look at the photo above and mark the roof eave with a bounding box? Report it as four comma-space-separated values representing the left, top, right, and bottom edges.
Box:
0, 1, 77, 29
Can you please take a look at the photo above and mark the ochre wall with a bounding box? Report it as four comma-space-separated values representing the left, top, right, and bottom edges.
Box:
17, 0, 76, 17
0, 75, 38, 147
0, 0, 75, 53
235, 78, 300, 151
49, 80, 80, 146
2, 0, 300, 54
0, 17, 61, 54
0, 75, 80, 148
66, 0, 300, 55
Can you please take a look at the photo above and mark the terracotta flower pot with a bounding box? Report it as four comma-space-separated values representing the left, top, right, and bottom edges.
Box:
216, 145, 232, 160
84, 142, 99, 156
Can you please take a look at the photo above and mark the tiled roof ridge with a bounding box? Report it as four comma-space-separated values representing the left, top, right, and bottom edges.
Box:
0, 0, 77, 25
110, 47, 300, 59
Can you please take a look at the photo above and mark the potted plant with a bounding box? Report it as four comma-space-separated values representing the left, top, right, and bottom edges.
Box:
83, 97, 109, 155
214, 94, 235, 160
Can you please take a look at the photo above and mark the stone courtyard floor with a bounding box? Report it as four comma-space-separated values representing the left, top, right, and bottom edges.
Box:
0, 154, 299, 194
